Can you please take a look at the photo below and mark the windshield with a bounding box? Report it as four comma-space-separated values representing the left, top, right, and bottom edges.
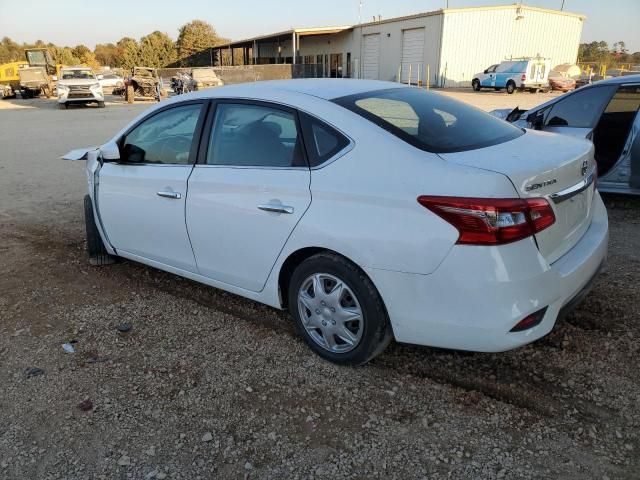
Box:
333, 87, 524, 153
62, 70, 96, 80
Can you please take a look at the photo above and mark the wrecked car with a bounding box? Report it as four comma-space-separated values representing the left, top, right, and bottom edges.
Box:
190, 68, 223, 91
124, 67, 166, 103
492, 75, 640, 195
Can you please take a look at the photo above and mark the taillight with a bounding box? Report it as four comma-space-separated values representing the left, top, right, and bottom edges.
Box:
521, 73, 526, 81
417, 196, 555, 245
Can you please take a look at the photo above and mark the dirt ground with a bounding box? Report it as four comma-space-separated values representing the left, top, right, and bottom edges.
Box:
0, 90, 638, 480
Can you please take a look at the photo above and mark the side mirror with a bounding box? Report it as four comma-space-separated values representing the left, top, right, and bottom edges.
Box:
97, 74, 104, 80
100, 140, 120, 162
483, 69, 488, 74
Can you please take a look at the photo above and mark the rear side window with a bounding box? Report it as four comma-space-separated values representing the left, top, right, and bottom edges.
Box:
207, 103, 306, 168
300, 112, 350, 167
333, 87, 524, 153
545, 85, 617, 128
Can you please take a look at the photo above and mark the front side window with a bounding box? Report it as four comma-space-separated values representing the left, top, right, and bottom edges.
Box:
545, 85, 617, 128
121, 104, 202, 164
334, 87, 524, 153
207, 103, 305, 167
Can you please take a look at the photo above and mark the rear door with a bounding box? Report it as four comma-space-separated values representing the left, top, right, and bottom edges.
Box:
98, 102, 205, 272
186, 100, 311, 292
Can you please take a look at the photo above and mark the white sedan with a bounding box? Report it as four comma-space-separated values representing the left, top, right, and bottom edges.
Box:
63, 80, 608, 365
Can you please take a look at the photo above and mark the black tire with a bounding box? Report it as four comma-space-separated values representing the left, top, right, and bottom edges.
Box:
126, 85, 134, 104
84, 195, 116, 266
471, 79, 481, 91
98, 101, 105, 108
58, 102, 67, 110
506, 81, 516, 94
288, 252, 393, 366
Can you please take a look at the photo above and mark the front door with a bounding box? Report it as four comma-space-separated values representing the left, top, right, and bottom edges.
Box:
186, 101, 311, 292
98, 102, 205, 272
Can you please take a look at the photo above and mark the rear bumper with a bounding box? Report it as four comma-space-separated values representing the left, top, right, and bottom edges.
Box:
366, 191, 609, 352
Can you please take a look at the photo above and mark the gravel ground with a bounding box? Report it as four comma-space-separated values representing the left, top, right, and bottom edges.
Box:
0, 90, 638, 480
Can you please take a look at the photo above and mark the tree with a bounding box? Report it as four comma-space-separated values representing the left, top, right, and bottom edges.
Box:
117, 37, 140, 69
138, 31, 176, 67
95, 43, 120, 67
176, 20, 222, 62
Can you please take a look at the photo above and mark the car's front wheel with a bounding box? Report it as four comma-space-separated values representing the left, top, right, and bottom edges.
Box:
288, 252, 392, 366
472, 79, 481, 91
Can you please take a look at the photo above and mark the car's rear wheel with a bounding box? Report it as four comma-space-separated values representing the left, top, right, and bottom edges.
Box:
288, 252, 392, 366
84, 195, 116, 266
472, 79, 481, 91
506, 81, 516, 94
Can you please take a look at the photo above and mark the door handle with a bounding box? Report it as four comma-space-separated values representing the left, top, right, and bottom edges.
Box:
157, 191, 182, 199
258, 204, 294, 214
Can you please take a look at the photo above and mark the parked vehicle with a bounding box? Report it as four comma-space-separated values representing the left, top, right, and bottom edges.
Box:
19, 48, 60, 98
549, 76, 576, 92
57, 67, 105, 109
63, 79, 608, 365
190, 68, 223, 90
0, 61, 28, 98
492, 75, 640, 195
99, 73, 124, 91
124, 67, 165, 103
472, 58, 551, 94
170, 72, 192, 95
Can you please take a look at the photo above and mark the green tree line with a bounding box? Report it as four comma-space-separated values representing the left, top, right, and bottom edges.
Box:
0, 20, 226, 68
578, 41, 640, 66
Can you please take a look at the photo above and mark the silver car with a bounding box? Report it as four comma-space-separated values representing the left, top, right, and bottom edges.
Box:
57, 67, 105, 109
494, 75, 640, 195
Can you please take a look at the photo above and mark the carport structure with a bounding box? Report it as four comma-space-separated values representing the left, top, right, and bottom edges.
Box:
211, 25, 354, 77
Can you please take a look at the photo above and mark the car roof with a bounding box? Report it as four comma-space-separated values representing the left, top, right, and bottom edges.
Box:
591, 74, 640, 85
187, 79, 407, 101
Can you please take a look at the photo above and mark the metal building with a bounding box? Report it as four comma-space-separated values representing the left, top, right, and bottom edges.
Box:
211, 4, 585, 87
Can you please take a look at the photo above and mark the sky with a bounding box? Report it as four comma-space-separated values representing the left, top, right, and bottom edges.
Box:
1, 0, 639, 52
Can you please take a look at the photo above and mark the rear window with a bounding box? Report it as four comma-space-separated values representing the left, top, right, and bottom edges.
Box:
333, 87, 524, 153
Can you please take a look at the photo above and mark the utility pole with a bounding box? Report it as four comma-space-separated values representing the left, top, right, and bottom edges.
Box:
358, 0, 363, 25
561, 0, 565, 10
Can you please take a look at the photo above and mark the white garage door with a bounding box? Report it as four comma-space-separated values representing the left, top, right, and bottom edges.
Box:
362, 34, 380, 80
401, 28, 425, 84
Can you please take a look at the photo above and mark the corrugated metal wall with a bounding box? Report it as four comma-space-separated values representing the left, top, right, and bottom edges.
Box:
439, 6, 584, 87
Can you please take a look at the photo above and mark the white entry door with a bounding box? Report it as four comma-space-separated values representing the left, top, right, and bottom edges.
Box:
362, 34, 380, 80
401, 28, 425, 84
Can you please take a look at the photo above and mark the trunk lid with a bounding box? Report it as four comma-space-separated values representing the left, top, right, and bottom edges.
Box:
439, 129, 597, 264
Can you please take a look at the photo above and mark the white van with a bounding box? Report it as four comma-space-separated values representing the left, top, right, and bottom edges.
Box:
472, 58, 551, 94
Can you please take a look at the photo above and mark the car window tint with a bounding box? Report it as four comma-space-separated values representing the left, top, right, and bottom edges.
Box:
334, 87, 524, 153
545, 85, 617, 128
300, 113, 349, 167
122, 104, 201, 165
207, 103, 305, 167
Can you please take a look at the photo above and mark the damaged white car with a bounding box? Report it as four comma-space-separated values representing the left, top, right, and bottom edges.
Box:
63, 80, 608, 365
